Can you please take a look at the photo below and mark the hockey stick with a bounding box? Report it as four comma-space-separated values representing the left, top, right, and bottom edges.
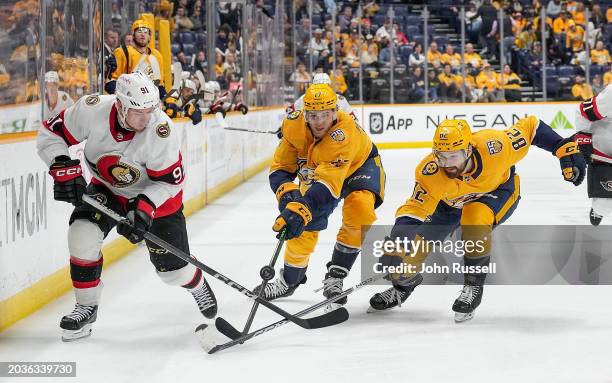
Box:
207, 273, 387, 354
215, 112, 279, 134
82, 195, 349, 330
238, 230, 286, 340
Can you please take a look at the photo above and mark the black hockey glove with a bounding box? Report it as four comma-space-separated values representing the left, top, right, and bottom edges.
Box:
117, 195, 155, 244
554, 137, 587, 186
275, 182, 301, 212
272, 200, 312, 240
49, 156, 87, 206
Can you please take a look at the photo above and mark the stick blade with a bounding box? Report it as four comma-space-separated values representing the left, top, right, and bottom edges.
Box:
302, 307, 349, 329
215, 317, 242, 340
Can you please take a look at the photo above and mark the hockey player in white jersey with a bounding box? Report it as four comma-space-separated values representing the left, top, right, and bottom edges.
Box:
286, 73, 357, 121
43, 71, 74, 119
574, 84, 612, 225
36, 72, 217, 341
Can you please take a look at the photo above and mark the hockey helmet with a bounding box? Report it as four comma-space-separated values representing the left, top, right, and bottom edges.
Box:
312, 73, 331, 85
131, 19, 151, 33
115, 71, 160, 127
303, 84, 337, 111
44, 71, 60, 83
432, 119, 473, 152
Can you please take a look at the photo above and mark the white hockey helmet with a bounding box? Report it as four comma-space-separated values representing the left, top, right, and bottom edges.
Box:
207, 81, 221, 93
312, 73, 331, 85
202, 82, 216, 102
115, 71, 160, 128
45, 71, 60, 83
182, 79, 197, 93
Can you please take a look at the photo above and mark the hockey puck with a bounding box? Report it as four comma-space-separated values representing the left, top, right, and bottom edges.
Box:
259, 266, 275, 281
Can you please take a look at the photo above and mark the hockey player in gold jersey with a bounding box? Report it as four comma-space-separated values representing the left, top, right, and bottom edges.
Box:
368, 117, 586, 322
257, 84, 385, 310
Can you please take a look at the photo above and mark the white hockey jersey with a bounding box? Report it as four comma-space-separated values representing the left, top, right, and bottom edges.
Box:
37, 94, 185, 217
43, 90, 74, 120
576, 84, 612, 163
291, 93, 356, 120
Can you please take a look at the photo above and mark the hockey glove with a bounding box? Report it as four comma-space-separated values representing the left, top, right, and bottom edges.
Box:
184, 102, 202, 124
116, 195, 155, 244
105, 55, 117, 78
272, 201, 312, 240
49, 156, 87, 205
164, 97, 180, 118
275, 182, 301, 212
554, 137, 586, 186
574, 131, 593, 162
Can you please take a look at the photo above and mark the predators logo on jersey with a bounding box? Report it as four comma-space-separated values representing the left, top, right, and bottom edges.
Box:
422, 161, 439, 175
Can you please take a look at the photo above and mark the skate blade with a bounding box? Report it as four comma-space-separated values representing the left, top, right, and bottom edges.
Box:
61, 324, 92, 342
366, 306, 396, 314
454, 311, 474, 323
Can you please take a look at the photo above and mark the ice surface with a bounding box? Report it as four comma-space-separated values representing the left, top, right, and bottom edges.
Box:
1, 148, 610, 383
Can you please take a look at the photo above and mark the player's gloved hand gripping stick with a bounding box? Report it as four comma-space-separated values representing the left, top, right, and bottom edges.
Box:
82, 195, 348, 330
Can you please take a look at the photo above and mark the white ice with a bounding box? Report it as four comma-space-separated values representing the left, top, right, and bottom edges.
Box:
2, 148, 611, 383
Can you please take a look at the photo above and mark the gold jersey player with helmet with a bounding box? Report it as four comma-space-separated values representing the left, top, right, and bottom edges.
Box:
259, 84, 385, 311
369, 116, 586, 322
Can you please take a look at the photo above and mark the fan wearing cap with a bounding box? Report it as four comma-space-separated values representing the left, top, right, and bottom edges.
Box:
105, 19, 166, 97
36, 71, 218, 342
43, 71, 74, 120
260, 83, 386, 312
369, 116, 586, 322
286, 72, 357, 122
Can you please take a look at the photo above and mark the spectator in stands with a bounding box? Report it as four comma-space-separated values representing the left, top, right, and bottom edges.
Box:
570, 2, 586, 27
392, 23, 409, 46
296, 17, 311, 49
309, 28, 328, 64
529, 41, 545, 69
177, 51, 190, 71
190, 2, 204, 32
194, 50, 207, 78
604, 66, 612, 86
497, 64, 522, 102
174, 7, 194, 32
409, 43, 425, 68
290, 62, 311, 93
427, 42, 443, 69
515, 22, 537, 50
565, 0, 579, 15
379, 38, 395, 66
427, 69, 440, 102
409, 66, 425, 102
592, 74, 605, 95
216, 27, 229, 54
214, 52, 224, 78
591, 40, 611, 66
477, 63, 502, 101
438, 64, 459, 102
464, 43, 483, 69
111, 1, 122, 28
331, 68, 348, 96
571, 74, 594, 101
345, 44, 361, 68
223, 51, 240, 75
362, 44, 378, 66
512, 12, 527, 35
375, 18, 392, 42
590, 5, 605, 29
474, 0, 498, 59
441, 44, 461, 71
566, 20, 585, 53
553, 11, 571, 37
338, 5, 353, 33
317, 49, 333, 73
546, 0, 562, 19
